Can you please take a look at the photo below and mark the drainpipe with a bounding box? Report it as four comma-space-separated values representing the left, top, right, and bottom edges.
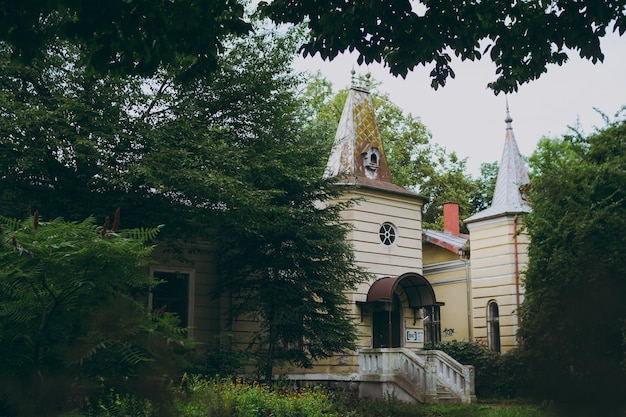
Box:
459, 249, 472, 342
465, 258, 472, 342
514, 215, 521, 344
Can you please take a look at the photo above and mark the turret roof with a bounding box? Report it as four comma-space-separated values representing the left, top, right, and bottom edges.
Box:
324, 73, 425, 200
464, 105, 531, 224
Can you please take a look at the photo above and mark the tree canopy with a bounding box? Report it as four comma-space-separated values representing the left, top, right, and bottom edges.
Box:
264, 0, 626, 92
0, 26, 369, 382
0, 0, 250, 81
520, 112, 626, 407
1, 1, 624, 92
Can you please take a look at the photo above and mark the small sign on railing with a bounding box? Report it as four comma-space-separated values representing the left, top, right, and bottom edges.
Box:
405, 329, 424, 343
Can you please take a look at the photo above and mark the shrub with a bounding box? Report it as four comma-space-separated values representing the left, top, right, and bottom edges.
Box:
83, 385, 153, 417
428, 341, 501, 397
174, 375, 338, 417
0, 214, 188, 415
427, 341, 532, 399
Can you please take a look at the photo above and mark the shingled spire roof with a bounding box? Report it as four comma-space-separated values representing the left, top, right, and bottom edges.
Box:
324, 72, 423, 198
464, 104, 531, 224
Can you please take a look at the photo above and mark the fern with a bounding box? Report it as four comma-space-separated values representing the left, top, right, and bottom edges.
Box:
0, 215, 22, 233
116, 225, 163, 242
0, 215, 185, 414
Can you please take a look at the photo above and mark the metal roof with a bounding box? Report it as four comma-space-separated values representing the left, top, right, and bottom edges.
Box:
324, 82, 391, 181
464, 107, 531, 224
365, 273, 439, 308
324, 75, 425, 200
423, 230, 469, 253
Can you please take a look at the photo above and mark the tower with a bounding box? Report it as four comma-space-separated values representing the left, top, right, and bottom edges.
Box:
463, 105, 530, 352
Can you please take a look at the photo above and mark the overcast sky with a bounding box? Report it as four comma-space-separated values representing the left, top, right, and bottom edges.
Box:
293, 32, 626, 176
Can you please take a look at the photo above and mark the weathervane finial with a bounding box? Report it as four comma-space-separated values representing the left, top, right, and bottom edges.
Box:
351, 70, 371, 92
505, 96, 513, 127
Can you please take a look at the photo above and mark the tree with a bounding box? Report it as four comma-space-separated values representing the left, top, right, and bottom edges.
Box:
149, 34, 371, 380
520, 112, 626, 409
1, 26, 369, 382
0, 43, 151, 222
2, 1, 624, 92
470, 161, 499, 214
164, 32, 369, 380
0, 0, 250, 81
419, 150, 476, 230
260, 0, 626, 93
0, 213, 186, 416
216, 148, 368, 380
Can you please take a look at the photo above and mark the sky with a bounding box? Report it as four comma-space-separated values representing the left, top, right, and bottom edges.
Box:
292, 32, 626, 176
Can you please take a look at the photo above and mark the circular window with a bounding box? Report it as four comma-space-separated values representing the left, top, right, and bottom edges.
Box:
379, 223, 397, 246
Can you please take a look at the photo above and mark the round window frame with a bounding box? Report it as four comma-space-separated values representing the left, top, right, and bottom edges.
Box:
379, 222, 398, 246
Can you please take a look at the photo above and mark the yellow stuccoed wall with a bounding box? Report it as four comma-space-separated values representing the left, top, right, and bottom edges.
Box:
423, 244, 473, 343
466, 214, 529, 353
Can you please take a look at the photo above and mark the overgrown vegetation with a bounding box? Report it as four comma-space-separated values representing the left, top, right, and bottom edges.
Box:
521, 113, 626, 409
427, 341, 530, 399
169, 376, 551, 417
0, 214, 189, 416
58, 375, 555, 417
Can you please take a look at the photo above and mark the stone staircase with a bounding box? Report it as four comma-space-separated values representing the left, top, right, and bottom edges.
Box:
358, 348, 476, 404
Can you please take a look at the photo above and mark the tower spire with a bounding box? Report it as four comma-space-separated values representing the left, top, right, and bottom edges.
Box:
464, 101, 530, 223
324, 71, 390, 182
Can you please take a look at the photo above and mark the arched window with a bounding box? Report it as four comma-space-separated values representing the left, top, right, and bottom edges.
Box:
363, 147, 381, 171
487, 300, 501, 353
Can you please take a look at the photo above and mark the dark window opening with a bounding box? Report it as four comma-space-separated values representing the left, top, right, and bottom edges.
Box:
372, 294, 402, 348
152, 271, 189, 327
487, 301, 501, 353
424, 305, 441, 344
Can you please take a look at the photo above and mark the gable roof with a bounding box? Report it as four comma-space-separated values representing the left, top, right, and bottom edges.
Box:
423, 229, 469, 254
464, 106, 531, 224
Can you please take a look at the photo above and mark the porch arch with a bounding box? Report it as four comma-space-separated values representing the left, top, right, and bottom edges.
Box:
364, 273, 441, 348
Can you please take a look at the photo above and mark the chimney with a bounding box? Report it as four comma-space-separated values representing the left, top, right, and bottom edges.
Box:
443, 202, 460, 236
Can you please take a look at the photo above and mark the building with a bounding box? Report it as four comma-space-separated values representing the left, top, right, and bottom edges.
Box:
149, 74, 531, 403
423, 105, 530, 353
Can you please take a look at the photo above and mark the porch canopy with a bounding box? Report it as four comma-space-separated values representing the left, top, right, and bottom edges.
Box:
365, 272, 440, 309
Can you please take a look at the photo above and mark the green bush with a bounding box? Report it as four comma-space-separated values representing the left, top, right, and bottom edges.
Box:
174, 375, 338, 417
187, 342, 250, 377
427, 341, 500, 397
427, 341, 531, 399
83, 385, 153, 417
0, 214, 188, 415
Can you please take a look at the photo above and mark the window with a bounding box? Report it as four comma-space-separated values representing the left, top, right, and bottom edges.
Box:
150, 269, 194, 335
379, 222, 397, 246
487, 300, 501, 353
424, 306, 441, 345
363, 147, 381, 171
